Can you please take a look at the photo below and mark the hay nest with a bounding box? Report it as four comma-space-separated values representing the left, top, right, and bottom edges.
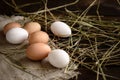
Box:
1, 0, 120, 80
0, 16, 78, 80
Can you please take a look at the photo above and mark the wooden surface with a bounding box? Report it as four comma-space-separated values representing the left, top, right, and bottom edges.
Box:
0, 0, 120, 16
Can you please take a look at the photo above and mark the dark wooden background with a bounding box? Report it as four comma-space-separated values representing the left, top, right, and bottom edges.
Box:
0, 0, 120, 16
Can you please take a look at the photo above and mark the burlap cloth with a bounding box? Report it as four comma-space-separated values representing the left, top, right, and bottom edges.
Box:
0, 16, 78, 80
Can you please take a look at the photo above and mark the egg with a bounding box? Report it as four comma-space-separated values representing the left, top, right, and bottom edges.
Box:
6, 27, 28, 44
26, 43, 51, 60
24, 22, 41, 34
50, 21, 72, 37
29, 31, 49, 44
48, 49, 70, 68
0, 16, 24, 31
3, 22, 21, 34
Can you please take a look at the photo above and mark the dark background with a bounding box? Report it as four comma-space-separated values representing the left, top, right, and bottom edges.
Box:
0, 0, 120, 16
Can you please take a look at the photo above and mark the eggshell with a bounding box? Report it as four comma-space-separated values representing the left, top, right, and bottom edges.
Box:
50, 21, 72, 37
24, 22, 41, 34
26, 43, 51, 60
0, 19, 12, 31
3, 22, 21, 34
0, 16, 24, 31
29, 31, 49, 44
6, 27, 28, 44
48, 49, 70, 68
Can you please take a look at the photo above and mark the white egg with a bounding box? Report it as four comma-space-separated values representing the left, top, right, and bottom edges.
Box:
50, 21, 72, 37
48, 49, 70, 68
6, 27, 28, 44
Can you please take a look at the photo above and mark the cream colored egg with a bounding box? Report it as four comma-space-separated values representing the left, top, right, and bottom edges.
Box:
29, 31, 49, 44
48, 49, 70, 68
6, 27, 28, 44
26, 43, 51, 60
3, 22, 21, 34
50, 21, 72, 37
24, 22, 41, 34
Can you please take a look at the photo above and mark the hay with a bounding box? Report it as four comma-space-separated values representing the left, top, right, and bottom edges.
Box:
1, 0, 120, 80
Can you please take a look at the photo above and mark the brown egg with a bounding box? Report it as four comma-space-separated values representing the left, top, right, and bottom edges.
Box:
3, 22, 21, 34
29, 31, 49, 44
24, 22, 41, 34
26, 43, 51, 60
